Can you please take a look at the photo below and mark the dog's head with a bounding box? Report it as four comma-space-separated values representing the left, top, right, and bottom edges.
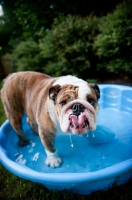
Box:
49, 82, 100, 135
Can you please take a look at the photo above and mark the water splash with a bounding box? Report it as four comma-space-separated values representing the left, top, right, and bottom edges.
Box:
15, 154, 26, 164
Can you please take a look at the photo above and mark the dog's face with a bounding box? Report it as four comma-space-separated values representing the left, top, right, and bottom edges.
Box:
49, 83, 100, 135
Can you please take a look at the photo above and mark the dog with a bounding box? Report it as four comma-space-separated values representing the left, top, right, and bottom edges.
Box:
1, 71, 100, 167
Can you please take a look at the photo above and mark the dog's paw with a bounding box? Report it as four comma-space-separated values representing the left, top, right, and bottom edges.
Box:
45, 150, 62, 167
45, 157, 62, 168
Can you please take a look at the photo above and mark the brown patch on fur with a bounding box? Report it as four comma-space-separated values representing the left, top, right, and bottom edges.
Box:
1, 71, 57, 150
49, 84, 61, 102
87, 84, 100, 110
52, 84, 79, 118
86, 93, 98, 110
89, 84, 100, 100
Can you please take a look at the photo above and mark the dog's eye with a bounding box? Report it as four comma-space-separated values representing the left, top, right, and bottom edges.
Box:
59, 100, 67, 107
87, 98, 95, 106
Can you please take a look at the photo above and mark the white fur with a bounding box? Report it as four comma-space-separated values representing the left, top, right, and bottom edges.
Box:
45, 149, 62, 167
53, 75, 91, 100
47, 99, 59, 126
59, 99, 96, 133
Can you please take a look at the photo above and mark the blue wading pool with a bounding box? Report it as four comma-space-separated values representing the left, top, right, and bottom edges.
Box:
0, 84, 132, 195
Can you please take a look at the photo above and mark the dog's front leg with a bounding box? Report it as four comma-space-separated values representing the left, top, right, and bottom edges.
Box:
38, 127, 62, 168
45, 149, 62, 168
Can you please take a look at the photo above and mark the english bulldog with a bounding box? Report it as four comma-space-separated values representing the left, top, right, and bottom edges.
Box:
1, 71, 100, 167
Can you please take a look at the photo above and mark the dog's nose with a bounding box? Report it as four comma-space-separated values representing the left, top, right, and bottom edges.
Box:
72, 103, 85, 116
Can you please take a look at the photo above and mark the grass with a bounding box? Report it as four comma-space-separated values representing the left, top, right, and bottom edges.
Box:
0, 165, 132, 200
0, 79, 132, 199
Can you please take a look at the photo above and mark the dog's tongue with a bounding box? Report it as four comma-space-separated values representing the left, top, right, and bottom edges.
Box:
70, 113, 86, 126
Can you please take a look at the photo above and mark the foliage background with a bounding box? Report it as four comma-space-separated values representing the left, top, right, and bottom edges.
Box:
94, 1, 132, 76
1, 0, 132, 80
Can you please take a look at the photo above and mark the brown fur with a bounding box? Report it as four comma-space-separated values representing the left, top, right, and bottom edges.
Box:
49, 84, 79, 117
1, 71, 57, 151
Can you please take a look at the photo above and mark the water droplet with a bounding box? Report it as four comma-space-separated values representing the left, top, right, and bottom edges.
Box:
92, 132, 95, 137
69, 133, 74, 148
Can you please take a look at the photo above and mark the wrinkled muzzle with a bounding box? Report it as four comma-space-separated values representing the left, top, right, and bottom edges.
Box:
59, 100, 97, 135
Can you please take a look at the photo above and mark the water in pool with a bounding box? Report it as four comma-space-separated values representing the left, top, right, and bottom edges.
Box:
8, 107, 132, 173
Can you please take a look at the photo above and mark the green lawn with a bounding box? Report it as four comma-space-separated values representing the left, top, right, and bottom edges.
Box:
0, 166, 131, 200
0, 79, 132, 199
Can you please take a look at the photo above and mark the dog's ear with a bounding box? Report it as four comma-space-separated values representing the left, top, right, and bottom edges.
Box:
89, 84, 100, 100
49, 84, 61, 102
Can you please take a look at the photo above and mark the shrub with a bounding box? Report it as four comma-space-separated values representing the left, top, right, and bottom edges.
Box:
12, 40, 44, 72
12, 15, 100, 78
39, 15, 100, 78
94, 1, 132, 76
